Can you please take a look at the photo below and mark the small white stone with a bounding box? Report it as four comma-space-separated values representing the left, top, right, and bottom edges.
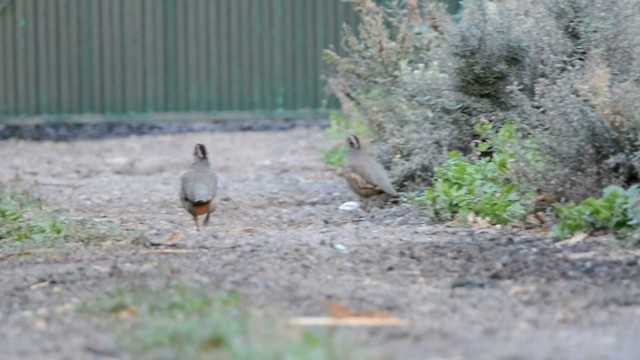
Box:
338, 201, 360, 211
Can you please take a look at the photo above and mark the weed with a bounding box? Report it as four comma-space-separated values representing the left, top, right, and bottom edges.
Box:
553, 184, 640, 244
417, 122, 534, 224
418, 150, 531, 224
0, 185, 121, 252
323, 146, 349, 168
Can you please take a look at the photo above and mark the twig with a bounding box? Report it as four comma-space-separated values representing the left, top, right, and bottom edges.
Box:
140, 249, 198, 254
288, 316, 410, 327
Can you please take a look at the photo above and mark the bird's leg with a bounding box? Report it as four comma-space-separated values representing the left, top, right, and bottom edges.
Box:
361, 197, 370, 212
377, 194, 388, 208
193, 215, 200, 231
204, 203, 215, 226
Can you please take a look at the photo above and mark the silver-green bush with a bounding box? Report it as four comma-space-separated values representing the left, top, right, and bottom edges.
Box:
325, 0, 640, 200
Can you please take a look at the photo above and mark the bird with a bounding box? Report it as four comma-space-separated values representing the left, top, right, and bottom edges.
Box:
180, 144, 218, 230
344, 134, 399, 210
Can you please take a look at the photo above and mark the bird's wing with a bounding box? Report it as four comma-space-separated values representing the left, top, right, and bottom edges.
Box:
348, 156, 398, 196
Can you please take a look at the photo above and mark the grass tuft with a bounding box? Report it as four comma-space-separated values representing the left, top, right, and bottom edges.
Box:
0, 185, 126, 253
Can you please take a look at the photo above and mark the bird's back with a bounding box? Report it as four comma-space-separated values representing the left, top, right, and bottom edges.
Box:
181, 162, 218, 204
346, 151, 398, 197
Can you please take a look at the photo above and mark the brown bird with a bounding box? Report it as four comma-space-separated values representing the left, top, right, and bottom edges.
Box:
344, 135, 399, 210
180, 144, 218, 230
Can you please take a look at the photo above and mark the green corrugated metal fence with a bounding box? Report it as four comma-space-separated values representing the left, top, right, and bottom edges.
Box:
0, 0, 358, 118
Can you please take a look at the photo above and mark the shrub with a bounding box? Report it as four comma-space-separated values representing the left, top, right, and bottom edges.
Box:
325, 0, 640, 200
324, 0, 472, 190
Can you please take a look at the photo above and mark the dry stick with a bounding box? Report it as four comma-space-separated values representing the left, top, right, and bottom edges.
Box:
139, 249, 199, 254
288, 317, 410, 327
0, 248, 55, 261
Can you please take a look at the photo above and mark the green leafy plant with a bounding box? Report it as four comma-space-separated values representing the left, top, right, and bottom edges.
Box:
84, 284, 360, 360
322, 146, 349, 167
553, 184, 640, 242
418, 151, 531, 224
417, 122, 534, 224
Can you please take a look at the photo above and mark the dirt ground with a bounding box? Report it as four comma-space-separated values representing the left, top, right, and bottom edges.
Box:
1, 127, 640, 360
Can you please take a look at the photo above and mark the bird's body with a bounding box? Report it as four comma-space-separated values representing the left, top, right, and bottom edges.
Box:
344, 135, 398, 210
181, 144, 218, 230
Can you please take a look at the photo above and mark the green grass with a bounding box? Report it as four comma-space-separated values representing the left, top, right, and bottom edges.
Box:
0, 185, 124, 253
84, 284, 361, 360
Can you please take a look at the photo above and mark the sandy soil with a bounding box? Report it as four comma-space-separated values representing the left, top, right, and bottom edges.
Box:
1, 127, 639, 360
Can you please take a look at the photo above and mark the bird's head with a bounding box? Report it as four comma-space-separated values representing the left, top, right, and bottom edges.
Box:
347, 135, 362, 150
193, 144, 208, 161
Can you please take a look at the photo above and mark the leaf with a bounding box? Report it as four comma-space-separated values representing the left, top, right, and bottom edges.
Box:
477, 142, 491, 152
603, 185, 626, 197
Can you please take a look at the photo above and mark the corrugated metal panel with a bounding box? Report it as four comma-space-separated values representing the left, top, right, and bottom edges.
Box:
0, 0, 360, 118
